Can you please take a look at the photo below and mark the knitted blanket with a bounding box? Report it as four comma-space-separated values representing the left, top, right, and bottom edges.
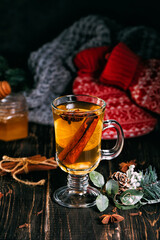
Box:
25, 15, 160, 125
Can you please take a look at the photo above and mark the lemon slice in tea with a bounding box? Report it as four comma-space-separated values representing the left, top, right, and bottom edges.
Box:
54, 118, 81, 148
55, 116, 102, 151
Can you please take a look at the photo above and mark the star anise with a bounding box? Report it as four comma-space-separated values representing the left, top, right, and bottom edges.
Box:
60, 110, 97, 124
60, 109, 85, 124
119, 160, 137, 172
99, 214, 124, 224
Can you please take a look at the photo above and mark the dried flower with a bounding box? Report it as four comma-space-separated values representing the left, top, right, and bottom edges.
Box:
99, 214, 124, 224
126, 165, 143, 189
112, 207, 117, 212
119, 160, 137, 172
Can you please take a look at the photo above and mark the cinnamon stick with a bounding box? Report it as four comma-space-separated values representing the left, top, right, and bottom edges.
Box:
16, 164, 57, 175
58, 113, 99, 164
0, 155, 57, 176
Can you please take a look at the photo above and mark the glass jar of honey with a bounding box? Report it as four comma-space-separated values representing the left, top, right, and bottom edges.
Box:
0, 94, 28, 141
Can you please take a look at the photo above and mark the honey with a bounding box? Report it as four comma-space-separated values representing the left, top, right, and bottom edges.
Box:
0, 94, 28, 141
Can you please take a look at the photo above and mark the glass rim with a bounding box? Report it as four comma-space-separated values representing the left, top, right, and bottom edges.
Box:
51, 94, 106, 113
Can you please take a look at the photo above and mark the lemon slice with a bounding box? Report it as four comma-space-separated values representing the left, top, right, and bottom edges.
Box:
55, 117, 102, 151
54, 118, 81, 148
84, 118, 102, 151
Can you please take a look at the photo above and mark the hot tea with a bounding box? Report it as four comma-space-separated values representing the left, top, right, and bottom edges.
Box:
52, 95, 123, 208
53, 101, 104, 175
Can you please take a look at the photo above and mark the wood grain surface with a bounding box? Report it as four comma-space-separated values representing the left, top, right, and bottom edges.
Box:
0, 122, 160, 240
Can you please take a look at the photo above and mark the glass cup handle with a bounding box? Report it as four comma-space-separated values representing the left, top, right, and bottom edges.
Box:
101, 120, 124, 160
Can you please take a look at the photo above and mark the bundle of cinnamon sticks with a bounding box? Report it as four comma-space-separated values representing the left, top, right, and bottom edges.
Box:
0, 155, 58, 176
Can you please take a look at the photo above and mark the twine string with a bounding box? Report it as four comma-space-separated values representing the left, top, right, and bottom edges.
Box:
0, 155, 57, 186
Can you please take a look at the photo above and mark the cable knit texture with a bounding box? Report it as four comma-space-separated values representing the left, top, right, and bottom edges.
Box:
73, 76, 157, 138
26, 15, 160, 125
99, 42, 141, 90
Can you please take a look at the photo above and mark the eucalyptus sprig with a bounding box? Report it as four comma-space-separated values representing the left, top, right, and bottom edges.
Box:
89, 165, 160, 212
89, 171, 109, 211
89, 171, 119, 212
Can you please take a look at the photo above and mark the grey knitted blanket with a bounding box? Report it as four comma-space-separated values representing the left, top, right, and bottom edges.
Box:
26, 15, 160, 125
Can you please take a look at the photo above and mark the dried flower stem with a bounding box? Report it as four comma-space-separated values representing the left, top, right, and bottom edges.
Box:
36, 210, 43, 216
18, 223, 29, 229
129, 211, 142, 216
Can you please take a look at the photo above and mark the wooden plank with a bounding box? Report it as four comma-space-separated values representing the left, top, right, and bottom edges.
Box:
0, 122, 160, 240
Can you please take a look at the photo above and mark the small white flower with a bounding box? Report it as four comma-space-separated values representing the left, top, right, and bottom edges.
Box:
131, 183, 137, 189
136, 182, 141, 187
130, 177, 137, 184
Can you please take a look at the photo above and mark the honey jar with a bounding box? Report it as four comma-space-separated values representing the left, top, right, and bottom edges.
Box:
0, 94, 28, 141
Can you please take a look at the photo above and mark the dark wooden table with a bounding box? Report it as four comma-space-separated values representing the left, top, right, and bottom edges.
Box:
0, 122, 160, 240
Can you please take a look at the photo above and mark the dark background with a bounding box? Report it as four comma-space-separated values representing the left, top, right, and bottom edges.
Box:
0, 0, 160, 69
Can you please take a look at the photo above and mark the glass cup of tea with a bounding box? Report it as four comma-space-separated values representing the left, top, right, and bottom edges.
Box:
51, 95, 124, 208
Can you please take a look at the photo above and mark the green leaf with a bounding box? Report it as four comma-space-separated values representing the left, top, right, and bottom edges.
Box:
105, 179, 119, 197
120, 189, 143, 206
141, 165, 157, 187
89, 171, 105, 188
96, 194, 109, 212
140, 166, 160, 202
114, 197, 142, 210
